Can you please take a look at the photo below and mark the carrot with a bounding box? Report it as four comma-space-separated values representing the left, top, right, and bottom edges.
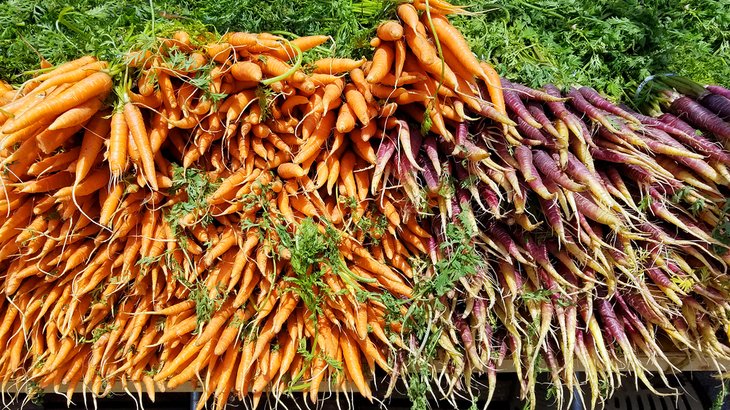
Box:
338, 151, 358, 198
428, 14, 484, 80
99, 183, 123, 226
480, 61, 508, 118
158, 73, 177, 113
47, 98, 104, 131
35, 124, 86, 157
277, 162, 307, 179
28, 55, 97, 84
366, 44, 394, 84
320, 80, 345, 116
341, 331, 372, 400
195, 300, 236, 347
75, 114, 110, 184
256, 55, 306, 83
397, 4, 420, 32
377, 20, 404, 41
265, 35, 329, 62
123, 101, 158, 190
3, 71, 113, 133
344, 84, 371, 126
54, 167, 110, 198
294, 111, 335, 164
33, 152, 78, 178
312, 58, 366, 74
336, 103, 357, 133
26, 60, 107, 99
108, 111, 128, 179
17, 171, 74, 193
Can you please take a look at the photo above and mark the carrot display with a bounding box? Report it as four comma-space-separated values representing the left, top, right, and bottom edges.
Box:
0, 2, 729, 410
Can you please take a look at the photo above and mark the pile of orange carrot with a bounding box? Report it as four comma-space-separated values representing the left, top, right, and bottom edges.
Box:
0, 1, 478, 408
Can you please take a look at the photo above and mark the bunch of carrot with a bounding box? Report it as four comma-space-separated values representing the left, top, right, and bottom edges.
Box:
0, 0, 730, 408
0, 22, 436, 410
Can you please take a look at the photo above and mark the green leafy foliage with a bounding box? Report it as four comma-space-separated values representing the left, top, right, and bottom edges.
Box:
450, 0, 729, 102
0, 0, 392, 81
165, 164, 219, 235
423, 213, 480, 297
2, 0, 727, 101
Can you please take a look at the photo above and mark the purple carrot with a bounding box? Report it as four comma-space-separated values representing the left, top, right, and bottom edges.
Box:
543, 84, 586, 142
620, 164, 654, 185
589, 145, 632, 164
486, 222, 529, 264
422, 135, 441, 175
450, 194, 462, 218
645, 267, 676, 290
397, 120, 424, 171
693, 284, 726, 304
657, 113, 730, 162
417, 154, 439, 192
579, 86, 641, 124
409, 123, 424, 154
637, 221, 675, 244
453, 160, 469, 181
480, 184, 501, 217
426, 236, 438, 265
701, 93, 730, 120
492, 139, 519, 168
597, 299, 628, 346
454, 122, 467, 147
518, 232, 556, 277
567, 87, 621, 133
371, 133, 397, 193
624, 294, 669, 329
613, 294, 645, 334
502, 78, 542, 128
576, 212, 599, 246
539, 195, 566, 240
633, 111, 694, 136
527, 102, 561, 139
509, 82, 567, 102
706, 85, 730, 99
514, 145, 554, 199
532, 150, 584, 191
645, 128, 719, 180
517, 117, 554, 148
647, 191, 715, 242
564, 152, 612, 205
597, 170, 626, 203
573, 192, 621, 228
455, 315, 482, 370
670, 96, 730, 142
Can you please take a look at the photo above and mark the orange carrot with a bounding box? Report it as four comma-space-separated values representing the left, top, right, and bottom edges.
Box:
336, 103, 356, 133
366, 43, 394, 84
312, 58, 366, 74
344, 84, 371, 126
47, 98, 104, 131
76, 114, 110, 184
3, 71, 112, 133
480, 61, 507, 118
277, 162, 307, 179
123, 101, 158, 190
377, 20, 404, 41
108, 111, 128, 179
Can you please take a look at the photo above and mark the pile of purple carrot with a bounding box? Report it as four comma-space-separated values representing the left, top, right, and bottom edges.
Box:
389, 76, 730, 409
